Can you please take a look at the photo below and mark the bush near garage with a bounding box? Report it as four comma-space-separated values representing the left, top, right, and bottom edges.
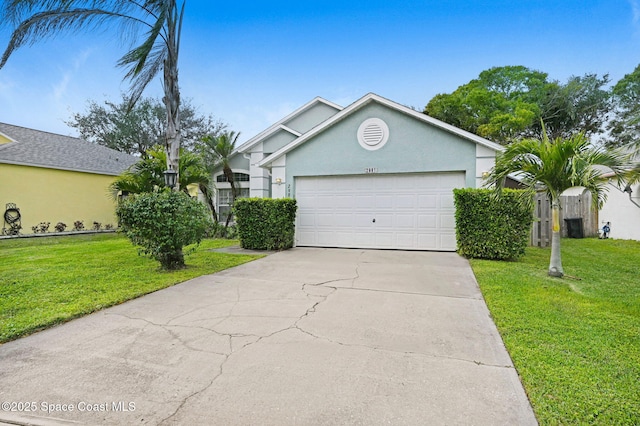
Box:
454, 188, 533, 260
234, 198, 297, 250
116, 190, 212, 269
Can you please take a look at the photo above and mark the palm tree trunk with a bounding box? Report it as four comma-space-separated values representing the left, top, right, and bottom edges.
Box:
548, 198, 564, 277
199, 183, 218, 224
165, 104, 180, 191
223, 165, 236, 228
164, 0, 181, 191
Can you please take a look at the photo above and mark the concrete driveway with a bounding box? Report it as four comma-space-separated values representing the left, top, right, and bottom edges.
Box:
0, 248, 537, 425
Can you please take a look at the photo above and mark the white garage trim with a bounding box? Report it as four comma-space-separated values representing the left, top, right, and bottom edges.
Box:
295, 172, 464, 251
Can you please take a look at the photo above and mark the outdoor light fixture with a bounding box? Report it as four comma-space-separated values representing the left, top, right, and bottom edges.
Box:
275, 177, 283, 185
163, 166, 177, 188
482, 171, 490, 179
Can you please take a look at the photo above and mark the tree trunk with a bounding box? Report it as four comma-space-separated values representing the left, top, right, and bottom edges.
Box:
199, 183, 218, 224
164, 0, 180, 191
223, 164, 236, 228
160, 249, 185, 270
548, 198, 564, 277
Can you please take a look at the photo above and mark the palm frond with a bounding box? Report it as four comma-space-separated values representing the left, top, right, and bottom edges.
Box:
487, 125, 629, 209
1, 0, 180, 105
122, 43, 166, 108
117, 4, 166, 78
111, 144, 211, 197
2, 8, 116, 67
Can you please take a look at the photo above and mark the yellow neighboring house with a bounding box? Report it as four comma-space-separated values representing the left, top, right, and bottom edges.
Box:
0, 122, 138, 235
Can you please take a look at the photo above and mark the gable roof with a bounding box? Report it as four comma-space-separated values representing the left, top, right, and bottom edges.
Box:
0, 123, 138, 176
259, 93, 504, 168
235, 96, 343, 154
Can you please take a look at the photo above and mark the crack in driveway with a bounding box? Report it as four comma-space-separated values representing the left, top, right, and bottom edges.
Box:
155, 255, 508, 423
155, 258, 367, 424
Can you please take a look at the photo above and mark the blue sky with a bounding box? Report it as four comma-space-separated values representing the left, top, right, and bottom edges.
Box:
1, 1, 639, 143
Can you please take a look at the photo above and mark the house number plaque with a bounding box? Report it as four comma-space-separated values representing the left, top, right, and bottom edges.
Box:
365, 167, 378, 174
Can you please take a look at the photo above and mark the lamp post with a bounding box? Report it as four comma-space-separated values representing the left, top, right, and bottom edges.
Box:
163, 166, 178, 189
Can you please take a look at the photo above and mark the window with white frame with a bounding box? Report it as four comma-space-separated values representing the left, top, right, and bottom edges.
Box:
217, 188, 250, 222
216, 172, 250, 183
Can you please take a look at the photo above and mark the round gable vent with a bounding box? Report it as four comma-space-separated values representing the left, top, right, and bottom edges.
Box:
357, 118, 389, 151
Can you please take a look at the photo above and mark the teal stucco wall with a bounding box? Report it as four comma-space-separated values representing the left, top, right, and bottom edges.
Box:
285, 102, 477, 196
284, 102, 341, 134
263, 129, 298, 154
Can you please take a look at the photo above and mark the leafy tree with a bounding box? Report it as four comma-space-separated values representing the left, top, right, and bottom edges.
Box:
485, 127, 628, 277
199, 131, 241, 227
117, 190, 212, 270
425, 66, 612, 144
607, 64, 640, 149
0, 0, 186, 189
601, 64, 640, 195
425, 66, 546, 143
68, 96, 226, 156
532, 73, 612, 141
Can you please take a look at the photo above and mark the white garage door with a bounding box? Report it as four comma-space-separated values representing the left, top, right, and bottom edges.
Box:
295, 172, 464, 251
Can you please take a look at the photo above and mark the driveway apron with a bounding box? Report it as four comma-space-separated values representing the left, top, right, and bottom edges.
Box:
0, 248, 537, 425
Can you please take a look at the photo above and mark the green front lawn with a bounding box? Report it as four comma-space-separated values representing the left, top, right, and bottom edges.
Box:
0, 233, 262, 343
471, 238, 640, 425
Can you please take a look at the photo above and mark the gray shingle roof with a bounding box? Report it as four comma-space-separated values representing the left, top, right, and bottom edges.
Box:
0, 122, 138, 175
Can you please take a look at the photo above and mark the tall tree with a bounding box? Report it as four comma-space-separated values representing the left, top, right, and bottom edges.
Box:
530, 73, 612, 141
199, 131, 240, 228
425, 66, 612, 144
486, 128, 628, 277
425, 66, 547, 143
0, 0, 185, 189
67, 96, 226, 156
607, 64, 640, 149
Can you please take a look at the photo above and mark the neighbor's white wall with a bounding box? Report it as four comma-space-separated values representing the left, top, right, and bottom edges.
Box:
599, 181, 640, 240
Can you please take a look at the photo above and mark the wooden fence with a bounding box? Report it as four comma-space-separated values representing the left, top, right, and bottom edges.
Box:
531, 190, 598, 247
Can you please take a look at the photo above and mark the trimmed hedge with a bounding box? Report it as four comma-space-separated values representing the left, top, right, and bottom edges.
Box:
454, 188, 533, 260
234, 198, 297, 250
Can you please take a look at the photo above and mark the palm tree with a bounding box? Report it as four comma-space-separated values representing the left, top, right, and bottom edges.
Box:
111, 146, 208, 198
486, 128, 628, 277
200, 131, 240, 227
0, 0, 185, 189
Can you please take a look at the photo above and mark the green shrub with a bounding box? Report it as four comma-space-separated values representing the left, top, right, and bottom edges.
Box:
116, 190, 212, 270
454, 188, 533, 260
234, 198, 297, 250
205, 222, 238, 239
